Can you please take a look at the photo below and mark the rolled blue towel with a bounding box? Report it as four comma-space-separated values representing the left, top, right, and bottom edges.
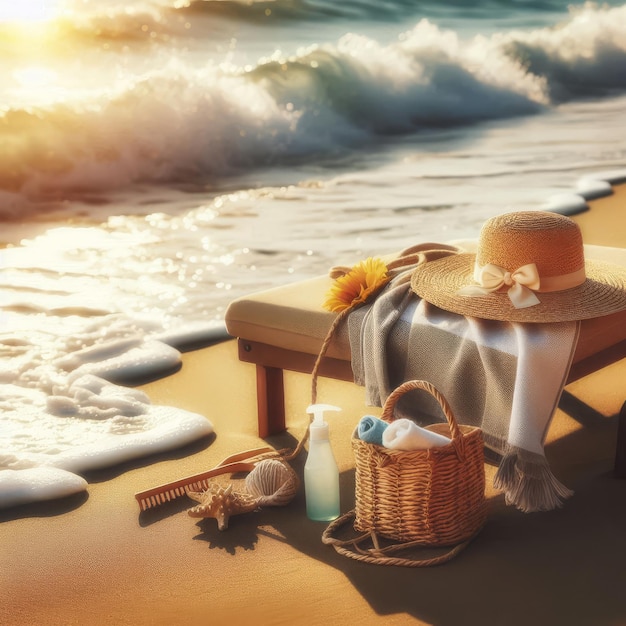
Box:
357, 415, 388, 446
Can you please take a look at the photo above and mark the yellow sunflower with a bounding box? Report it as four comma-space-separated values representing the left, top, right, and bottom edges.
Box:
323, 257, 390, 313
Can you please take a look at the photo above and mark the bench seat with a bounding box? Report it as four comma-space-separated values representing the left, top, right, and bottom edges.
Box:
224, 243, 626, 473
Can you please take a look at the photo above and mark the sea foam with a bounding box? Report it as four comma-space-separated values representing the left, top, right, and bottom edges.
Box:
0, 467, 88, 509
0, 313, 220, 511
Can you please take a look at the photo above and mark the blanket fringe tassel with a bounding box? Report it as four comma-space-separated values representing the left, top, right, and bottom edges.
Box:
493, 446, 573, 513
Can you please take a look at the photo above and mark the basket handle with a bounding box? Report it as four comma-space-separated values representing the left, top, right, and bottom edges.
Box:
381, 379, 464, 450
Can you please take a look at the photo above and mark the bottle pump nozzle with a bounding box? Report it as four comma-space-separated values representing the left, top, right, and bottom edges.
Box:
306, 404, 340, 439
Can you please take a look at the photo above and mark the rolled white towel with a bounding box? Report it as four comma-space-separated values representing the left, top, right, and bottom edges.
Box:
382, 418, 451, 450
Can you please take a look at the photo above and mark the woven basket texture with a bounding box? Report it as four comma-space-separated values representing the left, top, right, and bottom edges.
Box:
353, 379, 487, 545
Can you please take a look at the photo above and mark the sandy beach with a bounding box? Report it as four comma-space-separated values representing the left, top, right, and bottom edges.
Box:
2, 183, 626, 626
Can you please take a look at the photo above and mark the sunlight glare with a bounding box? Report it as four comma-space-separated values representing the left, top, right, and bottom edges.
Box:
13, 66, 58, 90
0, 1, 62, 24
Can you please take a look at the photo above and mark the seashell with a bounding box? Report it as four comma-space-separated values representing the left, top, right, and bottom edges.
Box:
186, 459, 299, 531
187, 483, 259, 531
244, 459, 299, 507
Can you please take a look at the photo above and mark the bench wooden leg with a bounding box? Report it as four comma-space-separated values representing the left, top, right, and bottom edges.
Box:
255, 365, 286, 438
615, 400, 626, 478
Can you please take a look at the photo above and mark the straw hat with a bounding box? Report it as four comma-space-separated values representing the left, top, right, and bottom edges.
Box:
410, 210, 626, 323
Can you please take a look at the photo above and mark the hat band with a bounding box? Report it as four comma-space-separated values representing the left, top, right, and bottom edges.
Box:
457, 262, 586, 309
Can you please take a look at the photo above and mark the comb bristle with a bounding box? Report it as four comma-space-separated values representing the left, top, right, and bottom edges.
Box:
134, 456, 266, 512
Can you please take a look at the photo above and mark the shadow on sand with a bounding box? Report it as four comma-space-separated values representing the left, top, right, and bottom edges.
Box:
168, 402, 626, 626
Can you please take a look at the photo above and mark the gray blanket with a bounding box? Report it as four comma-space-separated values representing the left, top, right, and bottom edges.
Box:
347, 263, 579, 513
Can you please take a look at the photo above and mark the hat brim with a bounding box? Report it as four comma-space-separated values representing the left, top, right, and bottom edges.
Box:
410, 253, 626, 323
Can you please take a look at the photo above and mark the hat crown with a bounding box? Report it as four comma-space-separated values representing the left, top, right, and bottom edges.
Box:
476, 211, 584, 278
410, 209, 626, 323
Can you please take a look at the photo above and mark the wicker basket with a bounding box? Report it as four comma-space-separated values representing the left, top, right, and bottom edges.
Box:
352, 379, 486, 546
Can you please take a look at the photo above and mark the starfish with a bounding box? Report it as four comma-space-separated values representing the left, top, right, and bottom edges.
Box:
186, 459, 299, 531
187, 482, 260, 531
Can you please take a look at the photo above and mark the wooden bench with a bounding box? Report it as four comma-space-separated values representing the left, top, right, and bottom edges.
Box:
224, 243, 626, 475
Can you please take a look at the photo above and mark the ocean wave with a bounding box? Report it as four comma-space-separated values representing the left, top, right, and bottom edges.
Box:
176, 0, 583, 25
177, 0, 426, 23
1, 3, 625, 215
0, 0, 600, 51
501, 3, 626, 101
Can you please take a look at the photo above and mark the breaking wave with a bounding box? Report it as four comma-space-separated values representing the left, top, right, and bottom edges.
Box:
1, 2, 625, 216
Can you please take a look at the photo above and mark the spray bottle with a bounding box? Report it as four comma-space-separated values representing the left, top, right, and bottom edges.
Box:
304, 403, 341, 521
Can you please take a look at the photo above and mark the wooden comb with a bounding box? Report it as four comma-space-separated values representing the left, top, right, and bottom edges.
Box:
134, 446, 276, 511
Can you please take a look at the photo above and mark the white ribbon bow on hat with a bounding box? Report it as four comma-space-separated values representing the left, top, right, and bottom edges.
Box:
458, 262, 541, 309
